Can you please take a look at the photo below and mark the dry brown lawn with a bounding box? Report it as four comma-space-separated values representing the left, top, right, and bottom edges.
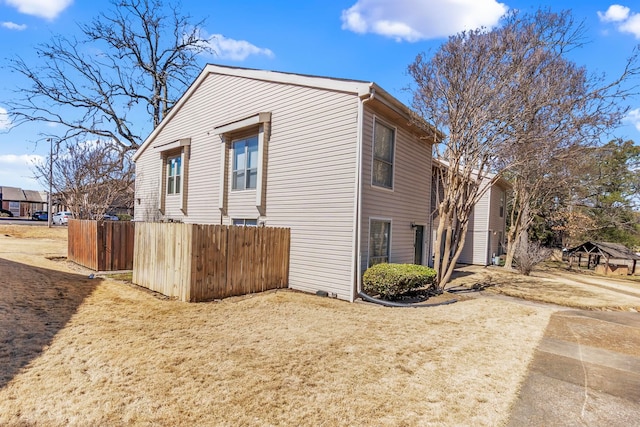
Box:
0, 224, 563, 426
448, 264, 640, 311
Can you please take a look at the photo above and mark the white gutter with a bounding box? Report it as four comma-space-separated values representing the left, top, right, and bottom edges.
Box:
351, 86, 375, 301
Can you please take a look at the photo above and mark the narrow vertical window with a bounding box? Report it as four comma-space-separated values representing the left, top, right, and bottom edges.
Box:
232, 136, 259, 190
372, 121, 395, 189
369, 220, 391, 267
167, 155, 181, 195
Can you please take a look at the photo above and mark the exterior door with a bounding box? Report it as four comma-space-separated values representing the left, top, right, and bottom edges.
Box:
414, 225, 424, 265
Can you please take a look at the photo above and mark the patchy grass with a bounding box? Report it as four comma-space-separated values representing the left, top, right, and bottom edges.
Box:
0, 226, 553, 426
4, 226, 640, 425
0, 224, 68, 240
448, 264, 640, 311
103, 271, 133, 282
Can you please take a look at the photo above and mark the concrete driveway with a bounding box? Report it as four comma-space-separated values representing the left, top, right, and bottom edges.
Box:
507, 310, 640, 426
449, 265, 640, 425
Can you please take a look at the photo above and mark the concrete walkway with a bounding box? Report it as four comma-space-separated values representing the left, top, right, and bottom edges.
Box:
507, 310, 640, 426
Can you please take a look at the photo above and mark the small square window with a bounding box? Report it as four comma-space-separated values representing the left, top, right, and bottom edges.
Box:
232, 218, 258, 226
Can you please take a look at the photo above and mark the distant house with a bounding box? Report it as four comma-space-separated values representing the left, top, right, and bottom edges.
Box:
0, 186, 47, 217
567, 241, 639, 276
430, 161, 510, 267
133, 64, 441, 301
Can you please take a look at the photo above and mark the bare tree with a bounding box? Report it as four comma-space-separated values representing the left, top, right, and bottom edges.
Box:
6, 0, 213, 151
410, 24, 513, 288
409, 8, 639, 288
34, 139, 134, 219
514, 240, 552, 276
499, 13, 639, 268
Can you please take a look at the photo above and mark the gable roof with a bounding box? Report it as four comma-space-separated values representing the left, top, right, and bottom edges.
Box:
0, 186, 26, 201
133, 64, 440, 161
23, 190, 47, 203
432, 158, 512, 190
567, 241, 640, 260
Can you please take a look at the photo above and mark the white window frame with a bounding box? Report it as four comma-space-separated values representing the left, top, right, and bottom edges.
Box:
232, 218, 258, 227
166, 154, 182, 195
231, 136, 259, 191
371, 118, 396, 190
368, 218, 392, 267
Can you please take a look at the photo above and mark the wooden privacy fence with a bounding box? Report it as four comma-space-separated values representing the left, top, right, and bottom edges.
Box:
68, 219, 135, 271
132, 223, 290, 302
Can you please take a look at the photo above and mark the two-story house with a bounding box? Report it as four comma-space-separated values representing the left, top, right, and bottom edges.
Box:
133, 64, 440, 301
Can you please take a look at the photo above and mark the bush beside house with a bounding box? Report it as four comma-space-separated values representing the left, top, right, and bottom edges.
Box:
363, 263, 437, 299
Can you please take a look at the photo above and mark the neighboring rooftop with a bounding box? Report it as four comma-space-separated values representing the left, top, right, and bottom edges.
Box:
0, 186, 47, 203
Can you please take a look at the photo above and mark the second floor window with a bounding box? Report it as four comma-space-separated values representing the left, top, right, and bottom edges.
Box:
372, 121, 395, 189
232, 136, 259, 190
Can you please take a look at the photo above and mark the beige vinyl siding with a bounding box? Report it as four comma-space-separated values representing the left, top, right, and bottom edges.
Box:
133, 157, 162, 222
488, 185, 507, 257
135, 72, 359, 300
164, 194, 183, 217
459, 183, 507, 266
457, 208, 476, 264
360, 108, 432, 273
461, 193, 490, 265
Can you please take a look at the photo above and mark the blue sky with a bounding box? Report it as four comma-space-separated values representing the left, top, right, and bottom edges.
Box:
1, 0, 640, 191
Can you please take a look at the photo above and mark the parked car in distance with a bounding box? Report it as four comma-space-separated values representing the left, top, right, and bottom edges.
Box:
103, 214, 119, 221
0, 208, 14, 217
31, 210, 46, 220
52, 211, 73, 225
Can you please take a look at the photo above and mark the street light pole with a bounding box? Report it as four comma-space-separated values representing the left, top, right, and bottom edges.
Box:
48, 138, 53, 228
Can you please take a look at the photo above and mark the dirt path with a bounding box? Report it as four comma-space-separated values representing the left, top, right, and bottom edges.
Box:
541, 270, 640, 299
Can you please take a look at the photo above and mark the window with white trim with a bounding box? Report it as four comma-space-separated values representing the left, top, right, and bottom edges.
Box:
369, 220, 390, 266
372, 120, 395, 189
232, 218, 258, 226
167, 155, 181, 195
232, 136, 259, 191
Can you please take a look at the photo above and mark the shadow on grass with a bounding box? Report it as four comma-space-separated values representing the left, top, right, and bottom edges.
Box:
0, 258, 100, 389
449, 269, 477, 280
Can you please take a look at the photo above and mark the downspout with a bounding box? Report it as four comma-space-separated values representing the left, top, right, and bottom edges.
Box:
352, 87, 375, 301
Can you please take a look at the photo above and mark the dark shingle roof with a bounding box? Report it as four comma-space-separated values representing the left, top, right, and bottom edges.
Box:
568, 241, 640, 260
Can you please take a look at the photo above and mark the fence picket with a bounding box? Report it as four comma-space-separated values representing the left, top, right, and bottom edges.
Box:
131, 223, 289, 302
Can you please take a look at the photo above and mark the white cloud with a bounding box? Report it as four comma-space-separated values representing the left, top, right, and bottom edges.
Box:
0, 153, 43, 166
619, 13, 640, 38
597, 5, 630, 22
203, 33, 274, 61
1, 21, 27, 30
598, 4, 640, 38
0, 107, 12, 130
624, 108, 640, 131
4, 0, 73, 20
0, 153, 44, 190
341, 0, 508, 42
